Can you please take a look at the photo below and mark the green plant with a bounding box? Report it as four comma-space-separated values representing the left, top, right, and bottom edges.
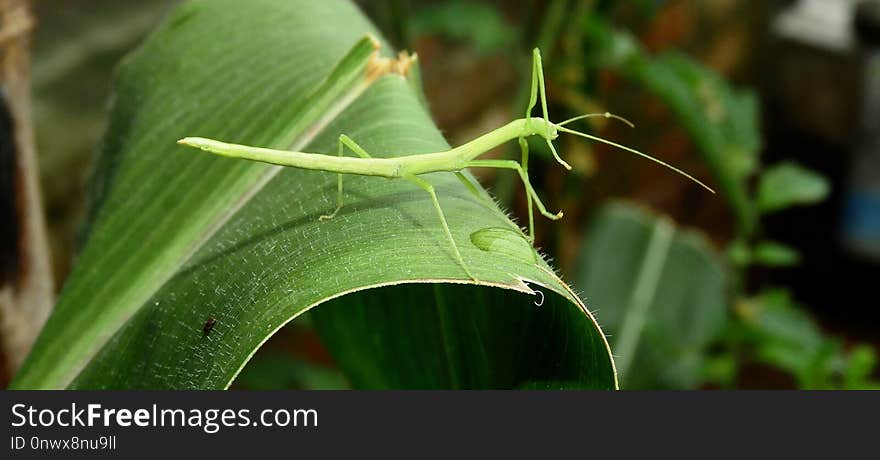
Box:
572, 10, 876, 389
11, 0, 616, 390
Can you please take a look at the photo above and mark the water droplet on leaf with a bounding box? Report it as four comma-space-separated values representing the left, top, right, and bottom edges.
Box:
470, 227, 536, 264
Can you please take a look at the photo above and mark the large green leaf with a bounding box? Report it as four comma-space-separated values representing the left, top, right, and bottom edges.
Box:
12, 0, 615, 389
573, 202, 727, 389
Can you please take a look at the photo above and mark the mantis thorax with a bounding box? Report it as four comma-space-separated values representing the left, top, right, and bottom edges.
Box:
522, 117, 559, 141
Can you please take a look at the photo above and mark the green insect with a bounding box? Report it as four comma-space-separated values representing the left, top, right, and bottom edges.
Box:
179, 47, 713, 280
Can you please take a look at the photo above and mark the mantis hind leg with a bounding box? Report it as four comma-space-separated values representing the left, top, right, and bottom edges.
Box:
319, 134, 372, 221
453, 172, 484, 202
404, 174, 476, 281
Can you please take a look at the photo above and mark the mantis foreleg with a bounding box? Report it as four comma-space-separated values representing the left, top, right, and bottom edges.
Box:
519, 137, 535, 242
526, 49, 571, 171
466, 159, 562, 242
319, 134, 372, 221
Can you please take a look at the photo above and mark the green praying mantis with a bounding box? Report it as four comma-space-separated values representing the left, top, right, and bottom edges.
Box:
179, 47, 714, 280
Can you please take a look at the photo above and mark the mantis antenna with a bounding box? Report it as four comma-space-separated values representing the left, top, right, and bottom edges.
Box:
179, 44, 714, 280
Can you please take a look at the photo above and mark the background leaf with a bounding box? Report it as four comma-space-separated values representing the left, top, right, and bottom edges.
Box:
409, 0, 515, 53
736, 289, 873, 389
752, 241, 801, 267
12, 0, 615, 389
573, 202, 727, 389
757, 161, 831, 213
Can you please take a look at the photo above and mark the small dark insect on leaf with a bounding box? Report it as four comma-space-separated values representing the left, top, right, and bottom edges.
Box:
203, 317, 216, 335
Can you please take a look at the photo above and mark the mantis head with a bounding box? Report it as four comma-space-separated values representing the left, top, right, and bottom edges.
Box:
523, 48, 714, 193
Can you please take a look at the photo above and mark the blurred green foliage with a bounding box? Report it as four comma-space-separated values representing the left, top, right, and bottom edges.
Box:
574, 202, 727, 389
757, 162, 831, 214
583, 15, 761, 232
396, 0, 876, 389
736, 289, 878, 389
409, 1, 515, 53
